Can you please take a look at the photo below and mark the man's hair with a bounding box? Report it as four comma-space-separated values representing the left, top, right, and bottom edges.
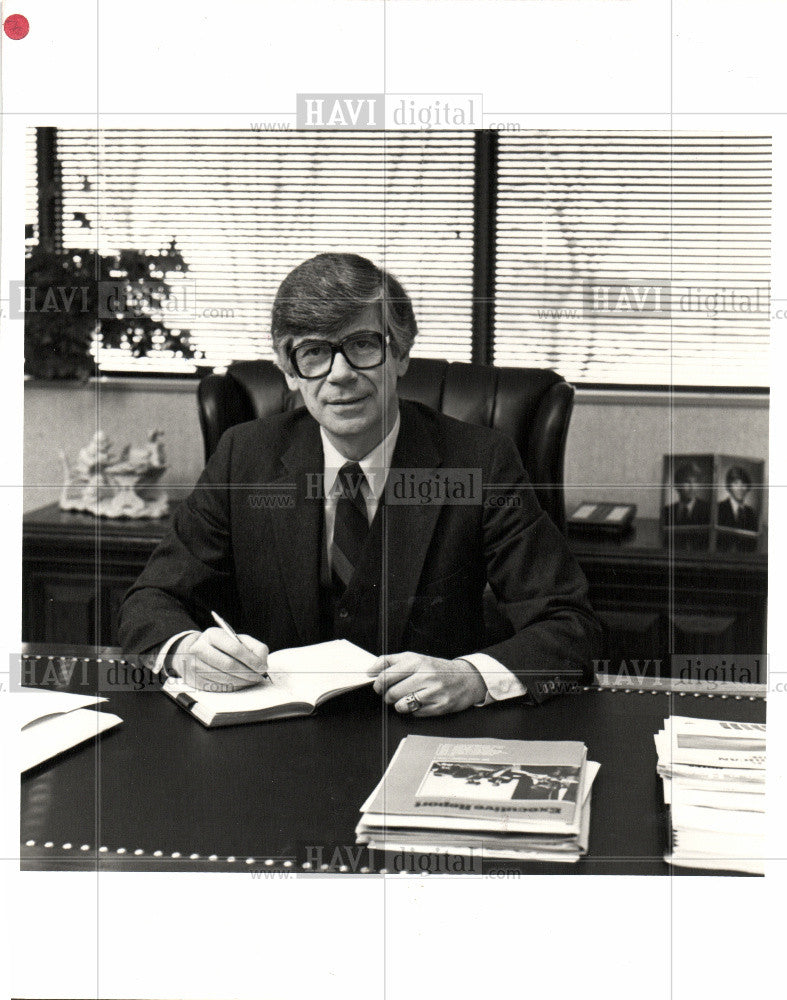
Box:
270, 253, 418, 368
673, 461, 703, 485
725, 465, 752, 490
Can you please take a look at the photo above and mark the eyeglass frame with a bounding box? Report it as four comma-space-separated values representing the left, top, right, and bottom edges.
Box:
287, 330, 388, 380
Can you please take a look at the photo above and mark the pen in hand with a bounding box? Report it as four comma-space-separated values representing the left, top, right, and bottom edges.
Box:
211, 610, 270, 681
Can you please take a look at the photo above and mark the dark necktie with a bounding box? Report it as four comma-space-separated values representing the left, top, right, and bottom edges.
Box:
331, 462, 369, 590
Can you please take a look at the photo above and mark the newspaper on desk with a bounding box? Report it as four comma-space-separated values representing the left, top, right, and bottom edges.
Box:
655, 716, 765, 875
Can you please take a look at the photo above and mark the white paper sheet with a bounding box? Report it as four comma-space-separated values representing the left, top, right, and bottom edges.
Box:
21, 706, 122, 772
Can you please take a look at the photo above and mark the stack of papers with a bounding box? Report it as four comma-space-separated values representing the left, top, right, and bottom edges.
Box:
655, 716, 765, 874
356, 735, 599, 864
17, 689, 122, 772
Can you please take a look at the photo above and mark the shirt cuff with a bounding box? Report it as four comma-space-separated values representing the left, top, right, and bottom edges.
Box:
153, 630, 199, 675
459, 653, 528, 707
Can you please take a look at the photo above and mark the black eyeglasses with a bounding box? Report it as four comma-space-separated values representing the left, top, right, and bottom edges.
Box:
288, 331, 387, 380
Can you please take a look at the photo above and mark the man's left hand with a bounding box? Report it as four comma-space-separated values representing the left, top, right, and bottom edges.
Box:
368, 653, 488, 716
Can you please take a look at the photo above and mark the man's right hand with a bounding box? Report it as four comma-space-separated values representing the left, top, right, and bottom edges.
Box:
172, 628, 269, 692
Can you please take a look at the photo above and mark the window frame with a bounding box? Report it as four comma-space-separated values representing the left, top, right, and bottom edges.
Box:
33, 127, 769, 393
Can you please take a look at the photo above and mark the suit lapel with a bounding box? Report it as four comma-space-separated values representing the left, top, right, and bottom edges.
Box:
270, 417, 325, 645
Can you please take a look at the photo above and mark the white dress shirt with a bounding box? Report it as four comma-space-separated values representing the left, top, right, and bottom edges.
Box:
682, 498, 697, 519
320, 410, 401, 558
727, 497, 748, 522
154, 407, 526, 705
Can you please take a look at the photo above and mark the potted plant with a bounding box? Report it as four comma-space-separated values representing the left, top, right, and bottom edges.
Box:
24, 239, 199, 379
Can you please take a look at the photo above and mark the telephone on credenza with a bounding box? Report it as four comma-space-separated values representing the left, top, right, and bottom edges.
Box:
567, 501, 637, 538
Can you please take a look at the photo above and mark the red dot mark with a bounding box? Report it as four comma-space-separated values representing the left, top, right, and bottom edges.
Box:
4, 14, 30, 39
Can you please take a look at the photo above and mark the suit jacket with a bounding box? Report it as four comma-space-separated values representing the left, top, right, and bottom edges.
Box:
119, 400, 601, 703
717, 497, 758, 532
663, 497, 711, 527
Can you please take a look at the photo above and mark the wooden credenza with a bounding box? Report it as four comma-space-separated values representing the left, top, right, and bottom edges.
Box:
23, 505, 768, 679
569, 519, 767, 681
23, 504, 170, 648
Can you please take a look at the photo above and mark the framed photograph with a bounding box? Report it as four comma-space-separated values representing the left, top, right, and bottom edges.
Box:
714, 455, 765, 552
660, 454, 714, 551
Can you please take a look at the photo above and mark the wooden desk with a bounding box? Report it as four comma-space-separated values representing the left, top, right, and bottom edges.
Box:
23, 505, 767, 676
19, 645, 765, 875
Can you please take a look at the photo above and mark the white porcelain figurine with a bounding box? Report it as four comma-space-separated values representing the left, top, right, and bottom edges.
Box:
59, 429, 169, 518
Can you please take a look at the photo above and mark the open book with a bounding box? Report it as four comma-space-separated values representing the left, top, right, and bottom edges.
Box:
162, 638, 376, 727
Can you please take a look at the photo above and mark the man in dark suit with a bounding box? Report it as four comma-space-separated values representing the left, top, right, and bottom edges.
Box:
717, 466, 759, 532
119, 253, 600, 715
662, 461, 711, 527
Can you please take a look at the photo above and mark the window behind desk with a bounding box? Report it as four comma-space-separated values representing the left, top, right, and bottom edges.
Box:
495, 132, 770, 387
26, 128, 770, 389
31, 130, 476, 372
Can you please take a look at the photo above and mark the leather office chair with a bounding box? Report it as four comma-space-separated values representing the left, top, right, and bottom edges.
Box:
197, 358, 575, 531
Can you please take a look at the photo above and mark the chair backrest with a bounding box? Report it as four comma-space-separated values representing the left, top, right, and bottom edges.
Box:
198, 358, 575, 531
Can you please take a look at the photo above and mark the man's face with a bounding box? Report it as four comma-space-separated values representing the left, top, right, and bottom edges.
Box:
283, 304, 410, 459
676, 476, 700, 503
728, 477, 750, 504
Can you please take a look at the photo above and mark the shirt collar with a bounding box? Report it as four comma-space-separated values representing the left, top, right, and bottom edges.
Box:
320, 409, 401, 502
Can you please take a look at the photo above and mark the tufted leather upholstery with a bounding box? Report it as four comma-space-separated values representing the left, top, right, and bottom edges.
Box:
197, 358, 575, 531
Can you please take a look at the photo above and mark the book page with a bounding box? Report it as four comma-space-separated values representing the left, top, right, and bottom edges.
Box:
268, 639, 376, 704
163, 639, 375, 717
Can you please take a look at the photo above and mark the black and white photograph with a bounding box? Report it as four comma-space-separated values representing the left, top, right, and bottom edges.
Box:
661, 455, 714, 528
421, 761, 581, 802
17, 126, 769, 879
18, 127, 770, 876
1, 3, 783, 1000
715, 454, 765, 552
659, 452, 714, 550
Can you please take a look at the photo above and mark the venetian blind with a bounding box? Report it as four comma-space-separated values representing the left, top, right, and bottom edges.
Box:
494, 132, 771, 387
25, 129, 38, 248
52, 130, 476, 372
